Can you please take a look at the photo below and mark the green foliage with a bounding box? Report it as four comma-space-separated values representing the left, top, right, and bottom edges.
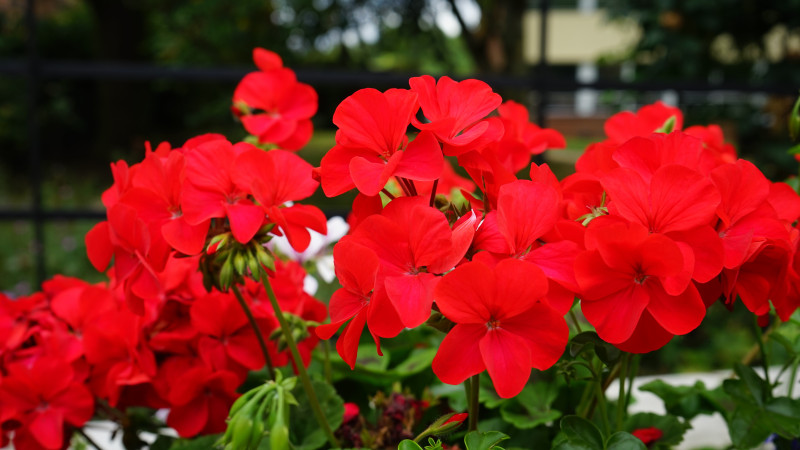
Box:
499, 382, 562, 430
289, 380, 344, 450
638, 380, 726, 420
723, 364, 800, 448
570, 332, 621, 367
624, 413, 690, 449
169, 434, 222, 449
463, 431, 510, 450
555, 416, 646, 450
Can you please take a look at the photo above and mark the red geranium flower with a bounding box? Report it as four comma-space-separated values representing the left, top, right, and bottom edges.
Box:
576, 220, 705, 353
432, 259, 568, 398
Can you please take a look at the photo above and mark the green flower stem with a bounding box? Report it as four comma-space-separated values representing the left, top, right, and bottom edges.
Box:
77, 427, 103, 450
260, 271, 341, 448
468, 373, 480, 432
568, 309, 583, 333
753, 315, 771, 387
788, 356, 799, 397
594, 366, 611, 437
616, 353, 630, 432
322, 339, 333, 385
624, 354, 640, 411
575, 361, 599, 418
231, 284, 276, 380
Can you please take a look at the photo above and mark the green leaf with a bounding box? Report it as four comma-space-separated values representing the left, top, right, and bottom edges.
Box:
479, 375, 509, 409
764, 397, 800, 438
398, 440, 425, 450
639, 380, 726, 420
499, 382, 562, 429
569, 332, 621, 366
355, 344, 390, 372
558, 416, 604, 449
149, 434, 177, 450
605, 432, 646, 450
724, 364, 768, 408
391, 347, 437, 376
288, 380, 344, 450
770, 332, 797, 359
727, 406, 772, 449
723, 365, 800, 448
463, 431, 510, 450
168, 434, 222, 449
624, 413, 690, 448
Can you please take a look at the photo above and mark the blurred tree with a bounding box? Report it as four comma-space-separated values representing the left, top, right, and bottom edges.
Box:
605, 0, 800, 84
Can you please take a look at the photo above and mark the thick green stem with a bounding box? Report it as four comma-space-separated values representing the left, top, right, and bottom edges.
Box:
753, 315, 771, 388
322, 339, 333, 385
231, 284, 276, 380
788, 357, 799, 397
260, 271, 340, 448
616, 353, 630, 432
594, 371, 611, 437
468, 374, 480, 432
77, 428, 104, 450
569, 309, 583, 333
624, 354, 640, 411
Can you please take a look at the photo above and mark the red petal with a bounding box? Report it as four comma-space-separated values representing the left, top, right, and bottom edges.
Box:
581, 284, 649, 344
645, 282, 705, 335
336, 310, 368, 369
85, 221, 113, 272
384, 273, 439, 328
479, 328, 532, 398
393, 131, 444, 181
169, 395, 208, 437
253, 48, 283, 71
225, 202, 265, 244
496, 180, 560, 254
28, 408, 64, 449
435, 261, 494, 323
501, 304, 569, 370
493, 259, 548, 319
432, 323, 487, 386
162, 217, 209, 255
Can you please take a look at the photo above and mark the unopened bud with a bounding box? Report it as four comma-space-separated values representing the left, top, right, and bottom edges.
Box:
413, 412, 468, 442
219, 256, 234, 291
790, 94, 800, 142
655, 115, 677, 134
233, 252, 247, 276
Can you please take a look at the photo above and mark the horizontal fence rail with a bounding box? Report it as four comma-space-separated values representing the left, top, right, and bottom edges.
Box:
0, 59, 796, 94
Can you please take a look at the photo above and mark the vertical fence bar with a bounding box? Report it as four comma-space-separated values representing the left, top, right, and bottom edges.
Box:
535, 0, 550, 128
26, 0, 46, 286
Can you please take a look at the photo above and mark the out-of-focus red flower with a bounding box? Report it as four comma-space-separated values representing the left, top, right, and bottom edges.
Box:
631, 426, 663, 445
232, 48, 317, 150
0, 357, 94, 449
319, 88, 443, 197
410, 75, 504, 156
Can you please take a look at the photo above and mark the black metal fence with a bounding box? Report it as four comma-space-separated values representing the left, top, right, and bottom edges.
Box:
1, 0, 796, 291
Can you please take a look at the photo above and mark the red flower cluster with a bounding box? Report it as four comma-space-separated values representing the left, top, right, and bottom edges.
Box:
1, 49, 331, 447
85, 133, 326, 315
0, 257, 324, 447
316, 76, 571, 398
316, 80, 800, 397
569, 102, 800, 352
